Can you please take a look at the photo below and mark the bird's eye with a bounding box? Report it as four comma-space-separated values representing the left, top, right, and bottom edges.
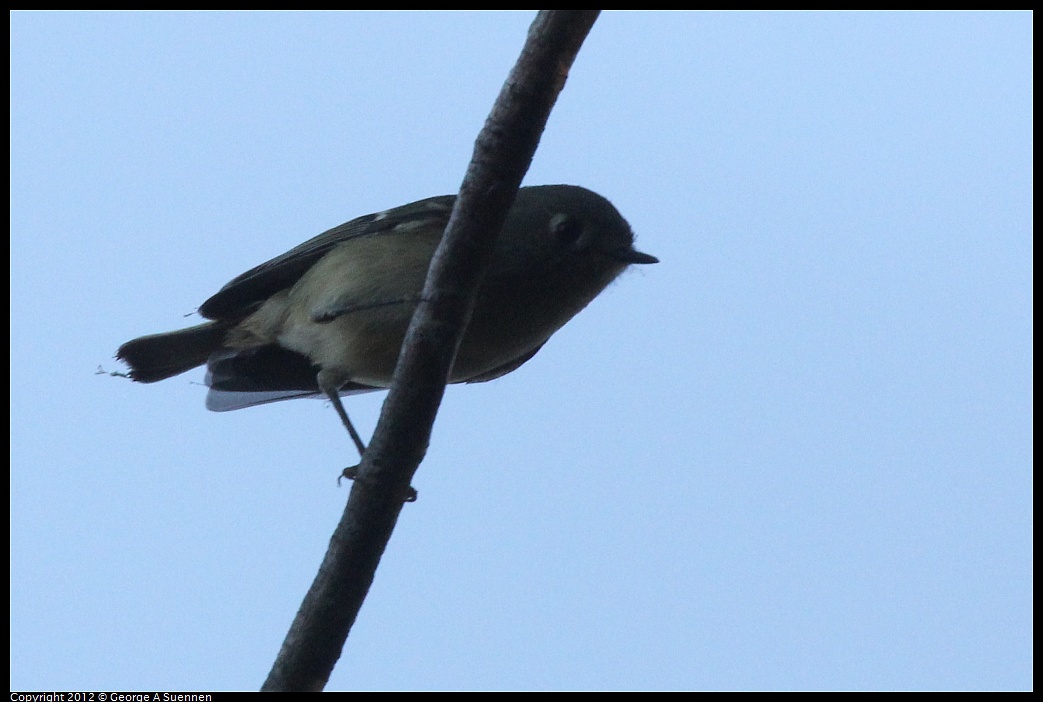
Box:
551, 214, 584, 247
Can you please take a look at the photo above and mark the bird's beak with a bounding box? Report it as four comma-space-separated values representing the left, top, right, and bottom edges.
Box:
613, 247, 659, 265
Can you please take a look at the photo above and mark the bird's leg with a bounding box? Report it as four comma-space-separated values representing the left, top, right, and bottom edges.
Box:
328, 392, 367, 486
319, 371, 416, 501
325, 387, 367, 458
317, 368, 367, 457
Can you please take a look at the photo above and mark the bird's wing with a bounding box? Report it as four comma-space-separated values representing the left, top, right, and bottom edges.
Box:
198, 195, 455, 320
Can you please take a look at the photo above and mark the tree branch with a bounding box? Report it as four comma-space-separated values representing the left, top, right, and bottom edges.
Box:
261, 10, 601, 691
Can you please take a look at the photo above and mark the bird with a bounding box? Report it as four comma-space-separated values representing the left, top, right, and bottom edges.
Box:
116, 184, 657, 456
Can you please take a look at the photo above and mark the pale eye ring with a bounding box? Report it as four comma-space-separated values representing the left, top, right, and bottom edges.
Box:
551, 213, 584, 247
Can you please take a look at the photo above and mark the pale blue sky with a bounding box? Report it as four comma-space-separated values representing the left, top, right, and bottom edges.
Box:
10, 11, 1032, 691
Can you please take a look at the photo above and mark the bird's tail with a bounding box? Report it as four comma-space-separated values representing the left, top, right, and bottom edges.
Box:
116, 321, 229, 383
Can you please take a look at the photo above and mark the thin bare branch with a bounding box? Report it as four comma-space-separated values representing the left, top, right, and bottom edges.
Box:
262, 11, 601, 691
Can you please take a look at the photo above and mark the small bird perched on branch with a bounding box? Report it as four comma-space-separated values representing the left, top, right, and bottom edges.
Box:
117, 184, 657, 456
